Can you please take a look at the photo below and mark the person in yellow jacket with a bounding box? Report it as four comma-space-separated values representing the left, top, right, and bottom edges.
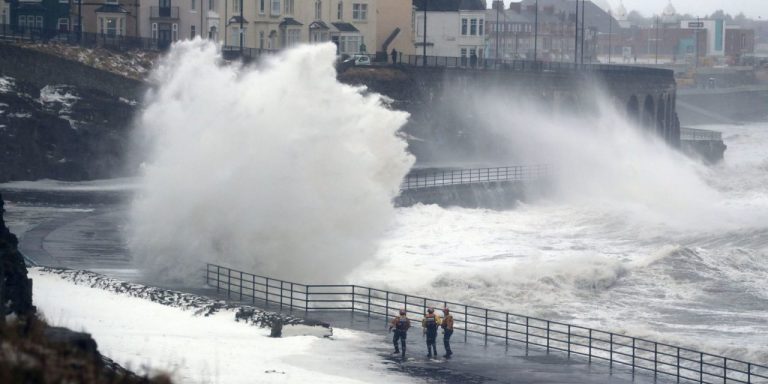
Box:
441, 307, 454, 358
422, 307, 442, 358
389, 309, 411, 358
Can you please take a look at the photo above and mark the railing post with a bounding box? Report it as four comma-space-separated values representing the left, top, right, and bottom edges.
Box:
227, 269, 231, 299
265, 277, 270, 304
609, 333, 613, 369
723, 357, 727, 384
632, 338, 636, 377
654, 343, 658, 379
351, 285, 356, 313
205, 264, 209, 285
216, 265, 220, 293
677, 347, 681, 383
546, 321, 550, 354
484, 309, 488, 346
700, 352, 704, 383
279, 281, 283, 309
525, 317, 529, 351
239, 271, 243, 300
385, 291, 389, 317
505, 313, 509, 348
251, 275, 256, 305
290, 282, 294, 309
305, 285, 309, 312
464, 306, 468, 343
588, 329, 592, 363
423, 298, 427, 315
367, 287, 371, 317
404, 294, 408, 314
748, 363, 752, 384
567, 325, 571, 357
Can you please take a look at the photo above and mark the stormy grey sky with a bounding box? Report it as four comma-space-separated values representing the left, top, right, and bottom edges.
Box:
503, 1, 767, 19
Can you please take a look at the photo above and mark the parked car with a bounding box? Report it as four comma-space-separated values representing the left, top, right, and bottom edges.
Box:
345, 54, 371, 66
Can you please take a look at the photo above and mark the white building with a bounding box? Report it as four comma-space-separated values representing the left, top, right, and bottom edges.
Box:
681, 18, 726, 57
413, 0, 487, 60
221, 0, 376, 54
140, 0, 220, 48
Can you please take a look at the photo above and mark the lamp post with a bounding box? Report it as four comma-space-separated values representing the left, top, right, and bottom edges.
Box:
655, 16, 659, 64
533, 0, 538, 61
580, 0, 585, 64
78, 0, 82, 42
422, 0, 428, 66
608, 9, 612, 64
695, 16, 700, 68
574, 0, 579, 64
239, 0, 243, 53
495, 0, 500, 67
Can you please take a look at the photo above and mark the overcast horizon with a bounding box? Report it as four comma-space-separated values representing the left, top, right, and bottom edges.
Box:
503, 0, 767, 19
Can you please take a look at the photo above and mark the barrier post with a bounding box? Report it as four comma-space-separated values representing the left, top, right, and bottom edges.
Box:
251, 275, 256, 305
367, 288, 371, 316
290, 282, 294, 309
227, 269, 231, 299
351, 285, 356, 313
546, 321, 550, 354
609, 333, 613, 369
265, 277, 270, 304
505, 313, 509, 347
567, 325, 571, 357
484, 309, 488, 346
238, 271, 243, 300
305, 285, 309, 312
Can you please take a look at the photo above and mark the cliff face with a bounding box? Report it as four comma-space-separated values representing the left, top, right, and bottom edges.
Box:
0, 43, 142, 182
0, 193, 34, 318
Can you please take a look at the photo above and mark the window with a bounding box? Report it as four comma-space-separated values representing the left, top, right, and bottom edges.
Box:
259, 30, 264, 48
208, 0, 214, 10
286, 28, 300, 46
190, 25, 195, 38
470, 19, 477, 35
152, 23, 158, 39
337, 1, 343, 19
105, 0, 118, 4
232, 0, 239, 13
352, 3, 366, 20
271, 0, 280, 16
57, 18, 69, 32
259, 0, 264, 14
191, 0, 196, 11
338, 34, 360, 53
314, 0, 321, 20
172, 23, 178, 40
101, 17, 118, 37
284, 0, 293, 15
479, 19, 484, 36
461, 18, 467, 35
208, 26, 217, 39
18, 15, 26, 30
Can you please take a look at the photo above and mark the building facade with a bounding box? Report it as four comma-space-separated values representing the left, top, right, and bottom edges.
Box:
139, 0, 217, 49
67, 0, 140, 37
376, 0, 412, 56
8, 0, 70, 35
413, 0, 486, 60
219, 0, 376, 55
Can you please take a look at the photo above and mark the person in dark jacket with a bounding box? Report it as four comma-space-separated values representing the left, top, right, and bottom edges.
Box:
391, 48, 398, 65
422, 307, 441, 358
442, 307, 454, 357
389, 309, 411, 358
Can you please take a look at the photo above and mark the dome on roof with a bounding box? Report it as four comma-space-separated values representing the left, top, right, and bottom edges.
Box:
615, 1, 627, 21
662, 1, 676, 16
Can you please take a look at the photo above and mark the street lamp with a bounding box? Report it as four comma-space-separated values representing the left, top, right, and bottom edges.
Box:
608, 9, 612, 64
239, 0, 244, 53
574, 0, 579, 64
421, 0, 428, 66
533, 0, 538, 61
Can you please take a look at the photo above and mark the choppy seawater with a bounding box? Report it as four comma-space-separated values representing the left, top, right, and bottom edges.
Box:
355, 122, 768, 362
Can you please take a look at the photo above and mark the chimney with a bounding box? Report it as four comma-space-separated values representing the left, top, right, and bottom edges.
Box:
508, 1, 522, 13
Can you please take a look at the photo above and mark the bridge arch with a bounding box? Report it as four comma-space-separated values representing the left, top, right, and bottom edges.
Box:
642, 95, 655, 130
627, 95, 640, 123
657, 94, 667, 138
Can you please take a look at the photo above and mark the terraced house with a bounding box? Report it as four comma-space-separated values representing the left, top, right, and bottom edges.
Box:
139, 0, 220, 49
220, 0, 377, 55
5, 0, 70, 36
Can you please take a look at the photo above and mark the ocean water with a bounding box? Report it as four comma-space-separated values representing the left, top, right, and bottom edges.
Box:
352, 122, 768, 362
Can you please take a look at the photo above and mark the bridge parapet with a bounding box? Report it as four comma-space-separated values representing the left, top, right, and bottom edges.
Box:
401, 165, 550, 191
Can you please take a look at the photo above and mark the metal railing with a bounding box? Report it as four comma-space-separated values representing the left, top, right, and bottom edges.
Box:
0, 24, 169, 51
206, 263, 768, 384
400, 165, 550, 191
395, 53, 672, 77
680, 128, 723, 142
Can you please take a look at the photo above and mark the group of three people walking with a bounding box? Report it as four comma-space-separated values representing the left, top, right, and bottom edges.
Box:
389, 307, 454, 359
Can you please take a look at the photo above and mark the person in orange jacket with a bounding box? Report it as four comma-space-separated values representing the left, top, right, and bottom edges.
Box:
441, 307, 454, 358
422, 307, 442, 357
389, 309, 411, 358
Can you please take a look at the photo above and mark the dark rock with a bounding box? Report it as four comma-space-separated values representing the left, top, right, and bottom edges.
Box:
270, 317, 283, 338
44, 326, 100, 360
0, 193, 35, 318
